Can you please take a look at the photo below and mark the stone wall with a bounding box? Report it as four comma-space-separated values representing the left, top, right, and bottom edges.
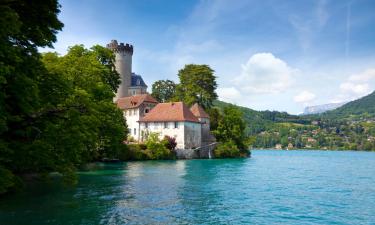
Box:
175, 142, 218, 159
183, 122, 201, 149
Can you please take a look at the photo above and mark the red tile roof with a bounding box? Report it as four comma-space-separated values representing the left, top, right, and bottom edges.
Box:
190, 103, 209, 118
139, 102, 200, 123
117, 94, 158, 109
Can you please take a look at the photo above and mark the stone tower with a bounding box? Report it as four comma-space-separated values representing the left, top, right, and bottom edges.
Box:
106, 40, 133, 101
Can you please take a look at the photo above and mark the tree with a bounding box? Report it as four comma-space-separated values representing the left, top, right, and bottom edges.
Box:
151, 79, 176, 102
213, 105, 248, 151
0, 0, 63, 193
175, 64, 218, 109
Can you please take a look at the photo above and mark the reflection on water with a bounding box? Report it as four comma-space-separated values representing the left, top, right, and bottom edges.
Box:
1, 151, 375, 224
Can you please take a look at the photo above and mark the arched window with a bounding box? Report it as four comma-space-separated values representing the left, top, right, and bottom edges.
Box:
145, 108, 149, 113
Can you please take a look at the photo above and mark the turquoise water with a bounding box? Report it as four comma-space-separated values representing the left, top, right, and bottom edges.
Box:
1, 150, 375, 224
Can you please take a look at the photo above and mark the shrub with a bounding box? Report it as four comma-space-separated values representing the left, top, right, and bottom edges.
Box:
118, 144, 148, 161
214, 141, 241, 158
145, 133, 175, 160
163, 136, 177, 150
117, 133, 176, 161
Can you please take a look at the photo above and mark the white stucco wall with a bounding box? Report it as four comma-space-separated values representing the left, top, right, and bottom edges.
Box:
139, 121, 201, 149
123, 108, 140, 140
139, 122, 185, 148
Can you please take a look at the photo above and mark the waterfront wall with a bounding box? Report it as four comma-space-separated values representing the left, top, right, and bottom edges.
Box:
176, 142, 218, 159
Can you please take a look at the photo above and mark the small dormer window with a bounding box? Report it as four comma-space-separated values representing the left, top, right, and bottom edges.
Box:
137, 79, 140, 85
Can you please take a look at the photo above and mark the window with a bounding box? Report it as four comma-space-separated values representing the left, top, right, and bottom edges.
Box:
145, 123, 148, 128
145, 108, 149, 113
134, 128, 136, 135
174, 122, 178, 129
137, 79, 141, 85
164, 122, 168, 128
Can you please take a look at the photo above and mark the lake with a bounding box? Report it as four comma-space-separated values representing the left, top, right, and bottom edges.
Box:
1, 150, 375, 224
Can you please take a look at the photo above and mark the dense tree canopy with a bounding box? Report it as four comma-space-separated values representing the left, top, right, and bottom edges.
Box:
0, 0, 64, 193
175, 64, 218, 109
213, 105, 248, 151
151, 79, 176, 102
0, 0, 127, 194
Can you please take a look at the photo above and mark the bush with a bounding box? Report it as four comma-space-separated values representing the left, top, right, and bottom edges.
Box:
214, 141, 241, 158
145, 133, 175, 160
116, 133, 176, 161
118, 144, 148, 161
163, 136, 177, 150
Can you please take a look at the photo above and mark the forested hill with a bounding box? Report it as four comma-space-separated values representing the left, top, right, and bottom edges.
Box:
213, 100, 310, 135
320, 91, 375, 119
214, 98, 375, 151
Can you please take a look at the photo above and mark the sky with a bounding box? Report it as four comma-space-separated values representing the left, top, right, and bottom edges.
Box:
42, 0, 375, 114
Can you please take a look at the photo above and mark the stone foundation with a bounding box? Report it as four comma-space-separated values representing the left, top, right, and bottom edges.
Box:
175, 142, 218, 159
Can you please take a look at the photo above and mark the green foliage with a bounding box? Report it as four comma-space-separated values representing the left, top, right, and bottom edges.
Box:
174, 64, 218, 109
151, 79, 176, 102
145, 133, 174, 160
117, 134, 176, 161
213, 105, 248, 151
0, 0, 128, 193
0, 0, 63, 194
214, 141, 240, 158
214, 100, 375, 151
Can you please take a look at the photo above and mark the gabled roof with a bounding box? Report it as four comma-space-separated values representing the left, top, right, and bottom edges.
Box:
117, 94, 158, 109
139, 102, 200, 123
190, 103, 209, 118
130, 73, 147, 87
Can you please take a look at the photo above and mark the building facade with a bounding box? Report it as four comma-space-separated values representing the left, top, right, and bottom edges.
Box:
139, 102, 202, 149
109, 39, 213, 149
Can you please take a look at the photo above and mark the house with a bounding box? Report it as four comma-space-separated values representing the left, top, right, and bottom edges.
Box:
190, 103, 215, 144
109, 39, 213, 150
116, 94, 158, 140
139, 102, 202, 149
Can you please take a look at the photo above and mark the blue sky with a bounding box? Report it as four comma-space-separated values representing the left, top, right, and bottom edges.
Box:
43, 0, 375, 114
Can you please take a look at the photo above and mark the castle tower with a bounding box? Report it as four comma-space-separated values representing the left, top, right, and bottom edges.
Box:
106, 40, 133, 101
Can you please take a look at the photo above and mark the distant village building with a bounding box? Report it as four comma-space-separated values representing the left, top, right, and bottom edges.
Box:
108, 40, 213, 149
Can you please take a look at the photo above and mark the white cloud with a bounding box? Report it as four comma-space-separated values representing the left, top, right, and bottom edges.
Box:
233, 53, 297, 94
348, 69, 375, 82
217, 87, 241, 103
294, 91, 316, 103
339, 82, 370, 95
332, 68, 375, 102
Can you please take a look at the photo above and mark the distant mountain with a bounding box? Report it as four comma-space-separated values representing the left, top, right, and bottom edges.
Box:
303, 102, 346, 115
323, 91, 375, 119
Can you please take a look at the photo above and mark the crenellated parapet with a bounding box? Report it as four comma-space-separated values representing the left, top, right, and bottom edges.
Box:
106, 40, 133, 54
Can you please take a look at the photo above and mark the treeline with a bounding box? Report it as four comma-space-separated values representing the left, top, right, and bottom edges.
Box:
214, 100, 375, 151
